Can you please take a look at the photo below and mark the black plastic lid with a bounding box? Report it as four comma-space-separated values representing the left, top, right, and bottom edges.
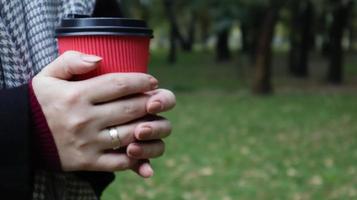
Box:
56, 15, 153, 37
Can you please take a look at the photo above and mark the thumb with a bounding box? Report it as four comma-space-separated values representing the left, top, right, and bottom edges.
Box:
40, 51, 102, 80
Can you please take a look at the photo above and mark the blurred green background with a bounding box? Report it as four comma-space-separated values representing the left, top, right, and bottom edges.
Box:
94, 0, 357, 199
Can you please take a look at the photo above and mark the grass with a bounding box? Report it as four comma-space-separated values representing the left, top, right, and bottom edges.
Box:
102, 51, 357, 200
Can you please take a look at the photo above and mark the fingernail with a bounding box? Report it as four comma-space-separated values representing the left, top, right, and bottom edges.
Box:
149, 77, 159, 89
148, 100, 163, 113
139, 126, 152, 139
80, 54, 102, 63
128, 145, 142, 157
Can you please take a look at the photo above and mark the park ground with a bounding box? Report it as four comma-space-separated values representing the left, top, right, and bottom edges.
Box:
102, 51, 357, 200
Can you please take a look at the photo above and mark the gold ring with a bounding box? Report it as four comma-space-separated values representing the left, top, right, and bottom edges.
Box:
108, 128, 121, 150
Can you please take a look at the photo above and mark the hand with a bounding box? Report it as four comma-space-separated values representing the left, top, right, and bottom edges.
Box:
98, 115, 173, 177
126, 89, 176, 177
32, 51, 176, 177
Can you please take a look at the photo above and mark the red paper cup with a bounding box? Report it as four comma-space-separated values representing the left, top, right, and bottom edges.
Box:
56, 15, 153, 79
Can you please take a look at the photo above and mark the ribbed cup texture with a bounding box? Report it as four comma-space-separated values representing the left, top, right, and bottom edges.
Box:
58, 36, 150, 79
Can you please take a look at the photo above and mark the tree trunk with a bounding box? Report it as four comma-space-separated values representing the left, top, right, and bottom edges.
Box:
347, 4, 355, 52
168, 23, 177, 63
216, 27, 231, 62
318, 8, 330, 57
289, 1, 300, 75
327, 0, 353, 84
181, 12, 197, 52
164, 0, 198, 62
199, 17, 210, 51
348, 23, 355, 52
241, 23, 250, 53
297, 1, 313, 77
242, 8, 266, 63
164, 0, 180, 64
289, 0, 314, 77
252, 5, 280, 95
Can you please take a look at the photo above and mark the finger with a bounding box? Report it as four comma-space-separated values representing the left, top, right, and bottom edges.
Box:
97, 115, 165, 150
131, 159, 154, 178
95, 94, 149, 128
146, 89, 176, 114
135, 118, 172, 141
41, 51, 101, 79
78, 73, 158, 104
95, 153, 138, 172
97, 122, 139, 150
127, 140, 165, 159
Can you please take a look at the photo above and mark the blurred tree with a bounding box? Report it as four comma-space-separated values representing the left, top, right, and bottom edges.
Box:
327, 0, 354, 84
208, 0, 238, 62
167, 1, 198, 49
309, 0, 329, 55
163, 0, 179, 63
216, 26, 231, 61
163, 0, 200, 63
288, 0, 314, 78
197, 7, 211, 51
239, 5, 265, 61
120, 0, 143, 18
347, 9, 356, 52
252, 0, 286, 95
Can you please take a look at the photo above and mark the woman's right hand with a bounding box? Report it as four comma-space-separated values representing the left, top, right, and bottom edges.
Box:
32, 51, 175, 177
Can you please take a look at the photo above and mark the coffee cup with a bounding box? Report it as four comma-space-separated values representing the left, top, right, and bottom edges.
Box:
56, 15, 153, 79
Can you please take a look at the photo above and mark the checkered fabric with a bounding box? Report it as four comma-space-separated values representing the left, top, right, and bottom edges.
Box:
0, 0, 99, 199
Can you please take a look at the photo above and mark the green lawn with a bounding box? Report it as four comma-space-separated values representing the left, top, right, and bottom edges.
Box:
102, 52, 357, 200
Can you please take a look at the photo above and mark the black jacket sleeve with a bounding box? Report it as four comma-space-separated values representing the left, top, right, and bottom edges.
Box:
0, 84, 114, 199
0, 85, 32, 199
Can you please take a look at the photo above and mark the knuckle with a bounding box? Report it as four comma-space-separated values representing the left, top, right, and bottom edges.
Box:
62, 50, 79, 59
144, 74, 155, 85
61, 51, 81, 75
67, 114, 92, 132
78, 155, 93, 170
63, 89, 82, 104
122, 102, 140, 116
70, 149, 93, 170
114, 158, 132, 171
74, 138, 90, 151
110, 76, 130, 93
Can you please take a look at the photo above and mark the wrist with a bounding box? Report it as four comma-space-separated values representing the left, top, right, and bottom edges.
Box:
28, 79, 62, 171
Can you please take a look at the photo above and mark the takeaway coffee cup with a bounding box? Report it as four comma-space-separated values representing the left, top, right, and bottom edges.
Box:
56, 15, 153, 79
